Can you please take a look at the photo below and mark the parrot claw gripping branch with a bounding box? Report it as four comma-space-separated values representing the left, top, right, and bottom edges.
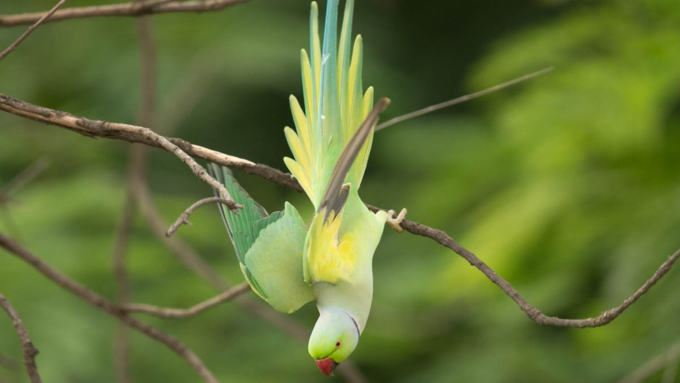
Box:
208, 0, 405, 376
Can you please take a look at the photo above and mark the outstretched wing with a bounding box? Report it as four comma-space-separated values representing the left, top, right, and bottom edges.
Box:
208, 164, 314, 313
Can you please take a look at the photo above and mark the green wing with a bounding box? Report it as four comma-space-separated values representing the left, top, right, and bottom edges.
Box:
208, 164, 314, 313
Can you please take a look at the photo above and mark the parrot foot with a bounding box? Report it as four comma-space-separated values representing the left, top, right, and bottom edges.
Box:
386, 208, 407, 233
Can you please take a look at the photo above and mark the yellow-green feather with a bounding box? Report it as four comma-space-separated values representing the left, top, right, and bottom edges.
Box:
284, 0, 374, 211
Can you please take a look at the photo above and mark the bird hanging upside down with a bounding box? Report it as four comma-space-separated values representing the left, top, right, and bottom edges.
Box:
209, 0, 405, 376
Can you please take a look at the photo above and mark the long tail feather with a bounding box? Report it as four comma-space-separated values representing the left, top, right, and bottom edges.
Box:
284, 0, 376, 210
319, 98, 390, 218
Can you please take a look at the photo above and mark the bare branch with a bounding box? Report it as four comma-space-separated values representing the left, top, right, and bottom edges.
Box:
0, 292, 42, 383
166, 197, 235, 237
0, 94, 242, 211
122, 283, 250, 318
0, 93, 299, 192
0, 0, 249, 28
0, 0, 67, 62
390, 216, 680, 327
0, 233, 221, 383
376, 67, 554, 131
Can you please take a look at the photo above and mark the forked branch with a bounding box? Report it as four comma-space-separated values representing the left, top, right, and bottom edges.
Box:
0, 0, 67, 62
0, 292, 42, 383
166, 197, 236, 237
0, 233, 220, 383
0, 94, 242, 211
0, 0, 249, 27
122, 283, 250, 318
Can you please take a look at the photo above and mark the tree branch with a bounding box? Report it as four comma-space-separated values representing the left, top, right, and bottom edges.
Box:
0, 94, 242, 211
0, 0, 67, 61
1, 93, 678, 329
391, 217, 680, 327
0, 292, 42, 383
0, 0, 249, 28
166, 197, 234, 237
375, 67, 554, 131
122, 283, 250, 318
0, 233, 220, 383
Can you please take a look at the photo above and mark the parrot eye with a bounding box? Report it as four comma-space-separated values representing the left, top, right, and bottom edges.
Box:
335, 340, 341, 349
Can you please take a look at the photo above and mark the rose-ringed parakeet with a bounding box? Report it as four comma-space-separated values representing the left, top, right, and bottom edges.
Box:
208, 0, 405, 376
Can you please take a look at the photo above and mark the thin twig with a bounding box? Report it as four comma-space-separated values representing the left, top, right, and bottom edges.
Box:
166, 197, 234, 237
1, 93, 678, 329
376, 67, 554, 131
131, 177, 230, 290
0, 0, 249, 27
0, 0, 67, 62
0, 94, 241, 211
0, 233, 220, 383
0, 93, 300, 191
122, 283, 250, 318
0, 292, 42, 383
390, 216, 680, 327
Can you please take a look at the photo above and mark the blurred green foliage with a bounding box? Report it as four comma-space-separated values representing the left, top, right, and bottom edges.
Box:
1, 0, 680, 382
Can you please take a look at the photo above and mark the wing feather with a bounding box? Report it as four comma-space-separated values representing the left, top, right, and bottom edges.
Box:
208, 165, 313, 312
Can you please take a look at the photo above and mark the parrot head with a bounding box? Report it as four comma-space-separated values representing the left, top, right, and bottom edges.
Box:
308, 307, 360, 376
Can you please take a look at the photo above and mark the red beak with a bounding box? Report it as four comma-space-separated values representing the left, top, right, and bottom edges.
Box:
315, 358, 338, 376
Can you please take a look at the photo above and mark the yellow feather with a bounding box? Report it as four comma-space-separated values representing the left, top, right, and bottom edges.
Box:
306, 212, 355, 284
290, 96, 314, 166
284, 127, 312, 176
300, 50, 315, 134
284, 157, 313, 199
362, 86, 374, 117
311, 3, 322, 125
346, 35, 362, 134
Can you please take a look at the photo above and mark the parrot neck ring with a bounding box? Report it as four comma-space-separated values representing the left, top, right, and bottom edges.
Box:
342, 309, 362, 336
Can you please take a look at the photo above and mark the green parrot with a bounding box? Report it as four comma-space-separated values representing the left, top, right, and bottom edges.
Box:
208, 0, 405, 376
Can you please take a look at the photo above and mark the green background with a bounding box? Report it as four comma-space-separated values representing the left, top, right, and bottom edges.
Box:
1, 0, 680, 382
